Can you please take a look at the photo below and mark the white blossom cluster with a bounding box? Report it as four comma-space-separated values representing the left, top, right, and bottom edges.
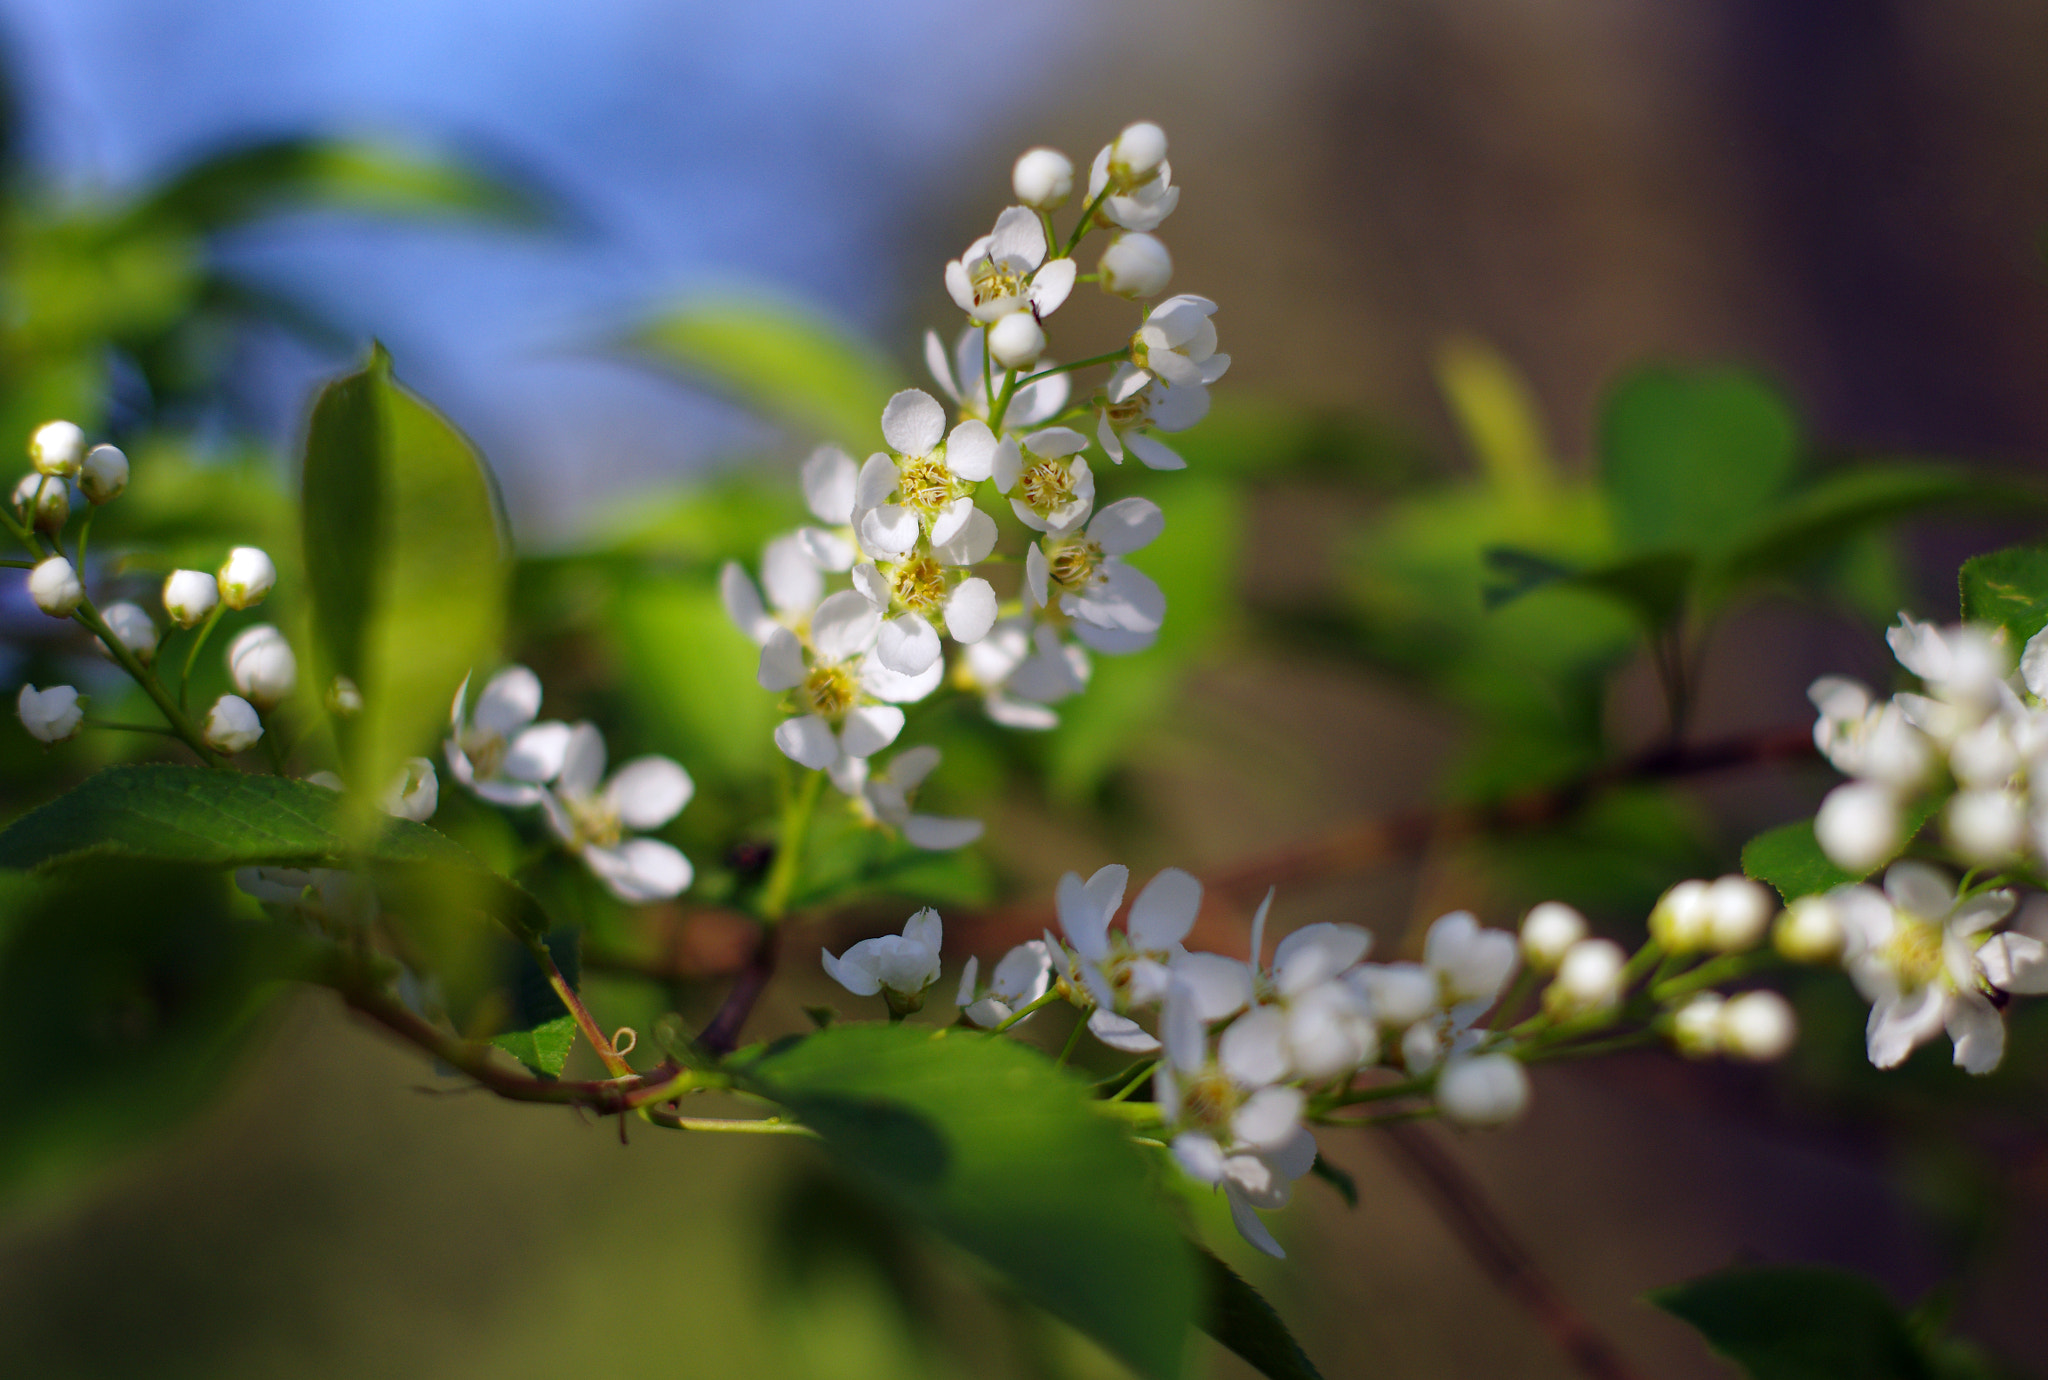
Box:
722, 123, 1225, 853
825, 864, 1798, 1258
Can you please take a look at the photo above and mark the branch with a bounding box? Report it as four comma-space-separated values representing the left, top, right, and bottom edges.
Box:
697, 921, 781, 1057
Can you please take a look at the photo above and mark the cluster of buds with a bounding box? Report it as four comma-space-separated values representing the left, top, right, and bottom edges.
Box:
723, 122, 1222, 850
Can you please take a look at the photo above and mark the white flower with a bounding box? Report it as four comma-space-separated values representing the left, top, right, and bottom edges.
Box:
1519, 902, 1586, 970
1128, 295, 1229, 392
541, 722, 694, 902
1087, 127, 1180, 232
994, 426, 1093, 534
12, 473, 67, 532
1053, 863, 1204, 1052
943, 206, 1077, 325
823, 907, 944, 1014
797, 443, 862, 569
829, 744, 983, 850
1096, 364, 1210, 470
1099, 232, 1173, 299
1944, 788, 2025, 865
216, 546, 276, 611
227, 624, 298, 711
327, 675, 363, 717
27, 556, 83, 617
1012, 147, 1073, 210
162, 569, 219, 628
854, 390, 1002, 559
1238, 892, 1378, 1080
446, 666, 574, 808
1545, 938, 1625, 1014
97, 601, 157, 664
925, 327, 1070, 427
957, 614, 1089, 730
757, 590, 913, 770
381, 757, 439, 822
28, 420, 85, 477
720, 533, 829, 647
850, 511, 999, 677
80, 444, 127, 504
204, 694, 264, 753
1887, 614, 2011, 719
1026, 497, 1166, 648
986, 310, 1046, 370
1813, 781, 1903, 872
1671, 993, 1724, 1057
958, 939, 1055, 1028
1397, 910, 1520, 1073
17, 684, 82, 743
1435, 1053, 1530, 1127
1834, 863, 2042, 1074
1718, 991, 1797, 1062
1808, 676, 1934, 789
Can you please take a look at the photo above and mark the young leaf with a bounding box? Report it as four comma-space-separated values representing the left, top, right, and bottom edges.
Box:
490, 1014, 577, 1078
1742, 798, 1941, 902
1199, 1250, 1327, 1380
1600, 368, 1800, 554
735, 1023, 1198, 1380
1958, 543, 2048, 646
1649, 1264, 1935, 1380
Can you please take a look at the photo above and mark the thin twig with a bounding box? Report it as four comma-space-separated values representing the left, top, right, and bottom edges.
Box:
697, 922, 780, 1057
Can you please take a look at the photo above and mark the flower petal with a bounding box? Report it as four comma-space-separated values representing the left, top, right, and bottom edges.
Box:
607, 756, 693, 830
557, 722, 607, 797
859, 504, 920, 557
1087, 1009, 1161, 1054
758, 627, 807, 691
1031, 257, 1077, 316
839, 705, 905, 758
812, 590, 883, 664
775, 715, 840, 771
1946, 989, 2006, 1074
944, 579, 998, 644
475, 666, 542, 736
945, 420, 997, 481
801, 445, 858, 525
504, 721, 573, 783
882, 389, 947, 456
585, 839, 693, 902
903, 813, 984, 850
1090, 498, 1165, 555
1225, 1184, 1285, 1259
1128, 866, 1202, 950
878, 614, 941, 676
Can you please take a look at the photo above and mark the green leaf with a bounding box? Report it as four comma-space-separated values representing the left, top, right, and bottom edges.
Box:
735, 1024, 1198, 1379
1483, 546, 1695, 632
1435, 336, 1554, 504
619, 297, 899, 447
1958, 543, 2048, 646
1199, 1250, 1327, 1380
1600, 368, 1800, 554
301, 346, 506, 813
1307, 1154, 1357, 1208
490, 1014, 577, 1078
1649, 1265, 1935, 1380
1742, 798, 1941, 902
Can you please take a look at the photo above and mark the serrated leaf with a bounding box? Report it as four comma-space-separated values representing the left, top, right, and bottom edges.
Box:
1600, 368, 1800, 554
1742, 799, 1941, 902
489, 1014, 577, 1078
1199, 1250, 1327, 1380
735, 1023, 1198, 1380
302, 346, 506, 817
1650, 1265, 1935, 1380
1958, 543, 2048, 647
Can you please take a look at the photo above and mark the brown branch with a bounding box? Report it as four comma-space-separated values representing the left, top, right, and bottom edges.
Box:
1380, 1121, 1648, 1380
697, 921, 781, 1057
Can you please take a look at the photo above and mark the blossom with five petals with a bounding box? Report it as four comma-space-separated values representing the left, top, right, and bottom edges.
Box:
942, 206, 1077, 324
758, 590, 915, 770
540, 722, 694, 902
1026, 497, 1166, 649
823, 907, 944, 1015
1095, 364, 1211, 470
828, 744, 983, 851
446, 666, 572, 808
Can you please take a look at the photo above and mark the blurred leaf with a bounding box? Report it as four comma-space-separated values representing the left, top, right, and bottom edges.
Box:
1743, 800, 1940, 902
1600, 368, 1799, 554
1199, 1250, 1327, 1380
1649, 1265, 1935, 1380
1436, 336, 1552, 504
765, 1168, 942, 1380
1307, 1154, 1357, 1208
490, 1014, 576, 1078
607, 573, 780, 791
301, 345, 505, 816
1483, 547, 1695, 632
736, 1024, 1198, 1379
127, 135, 554, 233
620, 297, 899, 447
1958, 542, 2048, 646
792, 817, 996, 911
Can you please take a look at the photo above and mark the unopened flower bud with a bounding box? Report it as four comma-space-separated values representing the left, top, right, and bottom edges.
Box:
1774, 894, 1844, 963
1110, 122, 1168, 184
1718, 990, 1797, 1062
1670, 993, 1724, 1057
28, 420, 85, 477
1436, 1053, 1530, 1127
203, 694, 264, 753
382, 757, 439, 822
12, 473, 68, 533
1705, 875, 1775, 951
97, 601, 158, 665
28, 556, 83, 617
1945, 788, 2025, 865
227, 624, 297, 711
326, 674, 363, 717
216, 546, 275, 610
1100, 232, 1172, 299
1012, 147, 1073, 209
1546, 938, 1626, 1014
1649, 879, 1714, 952
16, 683, 82, 743
1520, 901, 1587, 970
79, 444, 128, 504
163, 569, 219, 628
988, 311, 1046, 370
1814, 781, 1902, 872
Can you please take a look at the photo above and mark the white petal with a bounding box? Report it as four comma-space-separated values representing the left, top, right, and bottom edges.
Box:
607, 756, 693, 829
934, 508, 998, 566
1946, 990, 2006, 1074
1883, 861, 1958, 921
1172, 1131, 1227, 1185
956, 954, 980, 1008
991, 942, 1053, 1004
758, 627, 807, 691
1225, 1185, 1286, 1260
1232, 1085, 1306, 1149
878, 614, 941, 676
859, 505, 920, 557
928, 495, 976, 548
850, 561, 890, 609
557, 722, 606, 797
1127, 433, 1187, 471
719, 562, 773, 644
924, 329, 960, 401
796, 527, 855, 573
775, 715, 840, 771
943, 258, 977, 315
944, 579, 998, 644
822, 945, 883, 997
860, 653, 943, 704
1162, 979, 1207, 1069
1090, 497, 1166, 555
903, 814, 983, 850
1220, 1007, 1292, 1089
1079, 564, 1165, 633
1171, 951, 1253, 1023
857, 452, 899, 508
812, 590, 883, 664
1128, 867, 1202, 950
802, 446, 859, 525
585, 839, 693, 902
945, 420, 997, 481
902, 906, 943, 953
838, 705, 904, 758
1025, 543, 1050, 609
1273, 924, 1374, 996
1087, 1009, 1161, 1053
762, 534, 823, 615
1070, 620, 1157, 656
1023, 426, 1090, 458
1979, 931, 2048, 994
1866, 986, 1949, 1068
504, 721, 574, 783
1057, 871, 1112, 959
1084, 864, 1130, 930
985, 692, 1058, 731
1028, 256, 1078, 316
475, 666, 542, 736
992, 434, 1023, 492
987, 205, 1046, 267
471, 778, 548, 809
882, 389, 946, 456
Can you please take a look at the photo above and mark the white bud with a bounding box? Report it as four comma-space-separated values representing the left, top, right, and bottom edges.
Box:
1110, 122, 1168, 183
1861, 704, 1933, 789
12, 473, 68, 533
98, 601, 158, 665
16, 683, 82, 743
1718, 990, 1797, 1062
1670, 993, 1724, 1058
987, 311, 1046, 370
203, 694, 264, 754
1649, 879, 1715, 952
1813, 781, 1902, 873
382, 757, 439, 822
1350, 963, 1436, 1029
216, 546, 276, 611
163, 569, 219, 628
1012, 147, 1073, 209
1774, 894, 1845, 963
28, 420, 85, 477
227, 624, 298, 711
1436, 1054, 1530, 1127
27, 556, 83, 617
1945, 788, 2025, 865
79, 444, 128, 504
1705, 875, 1776, 951
1520, 901, 1587, 970
1099, 232, 1173, 299
326, 674, 363, 717
1547, 938, 1626, 1014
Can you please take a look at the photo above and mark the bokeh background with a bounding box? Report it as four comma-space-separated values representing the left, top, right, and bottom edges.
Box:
3, 2, 2048, 1376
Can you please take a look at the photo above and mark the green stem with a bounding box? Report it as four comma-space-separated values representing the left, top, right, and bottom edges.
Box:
179, 600, 226, 713
529, 934, 635, 1077
70, 599, 220, 764
86, 719, 180, 736
259, 711, 289, 774
986, 367, 1020, 434
1651, 949, 1781, 1004
1061, 182, 1115, 257
1014, 349, 1132, 390
0, 557, 35, 569
757, 767, 825, 922
1056, 1013, 1087, 1066
989, 988, 1061, 1033
1325, 1075, 1432, 1108
72, 505, 95, 575
644, 1110, 816, 1136
1105, 1060, 1156, 1103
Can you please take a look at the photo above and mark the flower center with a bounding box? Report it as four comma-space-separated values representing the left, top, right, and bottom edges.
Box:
461, 728, 506, 780
1884, 916, 1947, 988
565, 793, 623, 850
1020, 457, 1075, 516
1181, 1068, 1238, 1133
890, 553, 949, 614
1102, 391, 1150, 429
804, 663, 858, 720
896, 454, 959, 518
1045, 539, 1103, 591
970, 258, 1027, 308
